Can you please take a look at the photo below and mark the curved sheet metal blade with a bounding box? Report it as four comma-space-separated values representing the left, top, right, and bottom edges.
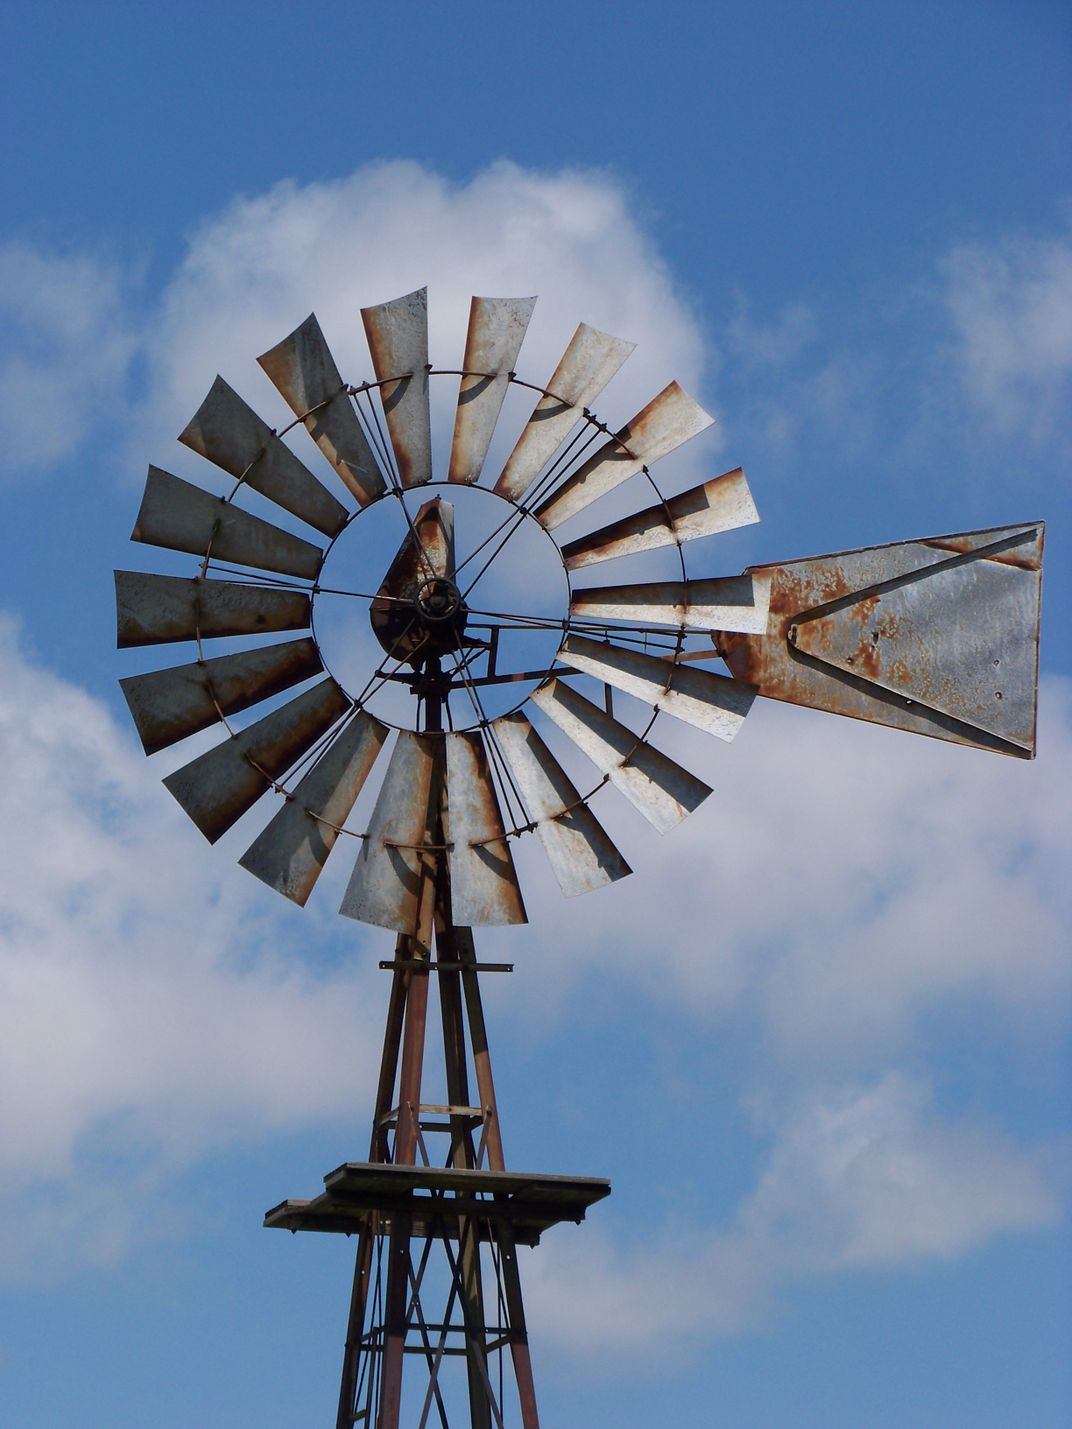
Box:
571, 573, 771, 634
258, 314, 386, 506
239, 710, 389, 904
495, 323, 635, 503
558, 633, 755, 741
179, 375, 347, 537
448, 296, 535, 485
445, 731, 527, 925
492, 712, 630, 897
163, 677, 350, 843
115, 571, 310, 648
120, 637, 322, 755
561, 468, 758, 571
132, 467, 323, 580
534, 382, 714, 531
361, 288, 432, 488
339, 731, 441, 937
532, 679, 711, 833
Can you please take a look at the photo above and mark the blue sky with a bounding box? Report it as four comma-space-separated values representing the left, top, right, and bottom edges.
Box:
0, 2, 1069, 1426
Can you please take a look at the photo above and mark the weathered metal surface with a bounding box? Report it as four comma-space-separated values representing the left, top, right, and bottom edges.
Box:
494, 322, 635, 503
257, 313, 386, 506
492, 712, 631, 896
559, 634, 755, 741
444, 731, 527, 926
532, 679, 710, 833
370, 497, 463, 663
448, 296, 535, 485
178, 375, 347, 536
339, 732, 440, 936
716, 524, 1045, 758
361, 288, 432, 488
534, 382, 714, 531
571, 573, 771, 634
163, 676, 350, 842
561, 467, 759, 571
115, 571, 310, 648
239, 710, 389, 904
132, 467, 324, 580
119, 637, 323, 755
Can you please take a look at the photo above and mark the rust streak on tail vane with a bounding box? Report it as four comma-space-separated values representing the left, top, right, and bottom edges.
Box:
448, 296, 536, 485
179, 375, 348, 537
361, 287, 432, 488
571, 573, 771, 634
115, 572, 310, 648
257, 314, 387, 507
445, 731, 527, 926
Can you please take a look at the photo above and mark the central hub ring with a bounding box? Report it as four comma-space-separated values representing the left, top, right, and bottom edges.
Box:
415, 576, 463, 623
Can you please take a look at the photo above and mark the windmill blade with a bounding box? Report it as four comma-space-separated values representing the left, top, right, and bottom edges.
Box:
534, 382, 714, 531
448, 296, 536, 485
179, 375, 347, 536
361, 287, 432, 488
132, 467, 324, 580
339, 731, 440, 938
495, 323, 635, 503
558, 634, 755, 741
561, 468, 759, 571
115, 572, 310, 648
257, 314, 386, 506
163, 677, 350, 843
715, 523, 1045, 759
445, 731, 527, 925
492, 712, 631, 897
239, 710, 389, 905
571, 573, 771, 635
532, 679, 711, 834
120, 637, 323, 755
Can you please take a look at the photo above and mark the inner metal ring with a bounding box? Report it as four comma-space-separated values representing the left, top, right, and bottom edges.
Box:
415, 576, 463, 622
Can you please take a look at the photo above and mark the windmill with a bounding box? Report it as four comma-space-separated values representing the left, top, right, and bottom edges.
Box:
116, 288, 1044, 1427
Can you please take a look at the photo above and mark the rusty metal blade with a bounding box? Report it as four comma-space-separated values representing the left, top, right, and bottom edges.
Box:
178, 375, 347, 536
532, 679, 711, 834
448, 296, 535, 485
561, 468, 759, 571
495, 323, 635, 503
558, 634, 755, 741
445, 731, 527, 925
492, 712, 631, 897
239, 710, 389, 904
339, 731, 440, 936
120, 637, 322, 755
361, 288, 432, 487
717, 524, 1045, 758
115, 571, 310, 648
257, 314, 386, 506
163, 678, 349, 843
132, 467, 323, 580
534, 382, 714, 530
571, 574, 771, 634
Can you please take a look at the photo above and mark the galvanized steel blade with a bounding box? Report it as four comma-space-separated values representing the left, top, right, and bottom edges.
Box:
178, 375, 347, 537
444, 730, 527, 925
495, 323, 635, 503
571, 573, 771, 634
492, 712, 631, 897
120, 636, 323, 755
131, 467, 324, 580
239, 710, 389, 905
534, 382, 714, 531
163, 677, 351, 843
448, 296, 536, 485
718, 523, 1045, 758
561, 468, 759, 571
532, 678, 711, 834
115, 571, 310, 648
559, 633, 755, 741
339, 731, 441, 935
361, 287, 432, 487
257, 314, 386, 506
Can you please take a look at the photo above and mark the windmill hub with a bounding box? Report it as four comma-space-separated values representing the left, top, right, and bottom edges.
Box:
414, 574, 464, 623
